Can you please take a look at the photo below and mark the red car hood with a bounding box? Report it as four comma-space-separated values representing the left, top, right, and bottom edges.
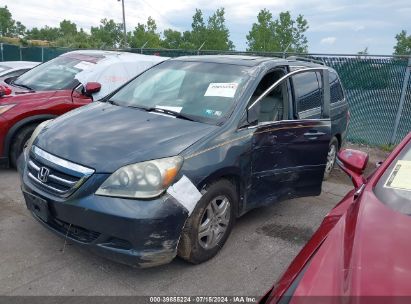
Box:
0, 81, 59, 105
293, 190, 411, 297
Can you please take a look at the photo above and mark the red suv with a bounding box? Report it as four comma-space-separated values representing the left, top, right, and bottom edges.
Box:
0, 50, 165, 168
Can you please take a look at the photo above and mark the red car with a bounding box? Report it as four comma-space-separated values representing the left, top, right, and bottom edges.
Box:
262, 132, 411, 302
0, 50, 165, 168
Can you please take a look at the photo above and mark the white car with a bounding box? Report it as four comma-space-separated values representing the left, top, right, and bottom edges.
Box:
0, 61, 40, 78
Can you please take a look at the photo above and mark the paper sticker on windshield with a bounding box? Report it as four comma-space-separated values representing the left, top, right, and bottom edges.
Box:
384, 160, 411, 191
205, 109, 222, 117
74, 61, 95, 71
156, 106, 182, 113
204, 83, 238, 98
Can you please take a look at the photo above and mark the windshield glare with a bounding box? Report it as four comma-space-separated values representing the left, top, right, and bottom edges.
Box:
14, 55, 98, 91
109, 61, 250, 124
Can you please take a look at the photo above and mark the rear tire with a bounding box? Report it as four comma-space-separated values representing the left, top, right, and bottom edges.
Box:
177, 179, 237, 264
323, 137, 339, 180
10, 124, 37, 168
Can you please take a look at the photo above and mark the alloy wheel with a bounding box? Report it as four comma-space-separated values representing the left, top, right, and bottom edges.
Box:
198, 195, 231, 249
325, 143, 337, 175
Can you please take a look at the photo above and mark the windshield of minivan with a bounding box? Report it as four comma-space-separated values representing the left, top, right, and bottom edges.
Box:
13, 55, 101, 91
375, 140, 411, 214
109, 60, 250, 124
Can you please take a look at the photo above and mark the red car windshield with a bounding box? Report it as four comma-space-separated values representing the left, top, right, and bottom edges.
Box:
13, 54, 102, 91
374, 140, 411, 214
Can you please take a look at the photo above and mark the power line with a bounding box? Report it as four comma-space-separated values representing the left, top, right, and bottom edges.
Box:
139, 0, 174, 26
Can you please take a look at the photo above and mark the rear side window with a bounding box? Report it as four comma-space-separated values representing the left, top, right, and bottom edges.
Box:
330, 72, 344, 103
292, 72, 322, 114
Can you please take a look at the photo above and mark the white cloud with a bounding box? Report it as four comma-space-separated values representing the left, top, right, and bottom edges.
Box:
354, 25, 365, 32
320, 37, 336, 45
4, 0, 410, 54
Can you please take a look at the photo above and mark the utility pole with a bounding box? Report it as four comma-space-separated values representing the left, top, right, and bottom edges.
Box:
118, 0, 127, 47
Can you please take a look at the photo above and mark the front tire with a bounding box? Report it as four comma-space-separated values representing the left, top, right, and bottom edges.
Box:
323, 137, 339, 180
177, 179, 237, 264
10, 124, 37, 168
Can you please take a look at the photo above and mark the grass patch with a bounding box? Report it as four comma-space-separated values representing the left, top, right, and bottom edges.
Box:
379, 144, 396, 152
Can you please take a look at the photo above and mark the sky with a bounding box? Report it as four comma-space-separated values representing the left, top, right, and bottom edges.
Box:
4, 0, 411, 55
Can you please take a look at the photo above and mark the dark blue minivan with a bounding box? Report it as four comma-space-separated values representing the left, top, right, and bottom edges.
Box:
18, 55, 349, 267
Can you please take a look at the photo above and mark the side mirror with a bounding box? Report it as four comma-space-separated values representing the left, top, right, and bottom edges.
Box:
247, 105, 259, 125
0, 85, 12, 97
84, 82, 101, 96
238, 104, 260, 129
337, 149, 369, 188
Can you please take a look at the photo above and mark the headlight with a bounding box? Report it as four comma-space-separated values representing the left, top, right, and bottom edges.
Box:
25, 119, 53, 154
95, 156, 183, 199
0, 104, 16, 115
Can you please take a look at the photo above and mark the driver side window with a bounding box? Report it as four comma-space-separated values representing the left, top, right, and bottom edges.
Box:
250, 69, 289, 124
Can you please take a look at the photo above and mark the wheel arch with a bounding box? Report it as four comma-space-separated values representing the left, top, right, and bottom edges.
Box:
196, 167, 244, 217
4, 114, 57, 157
334, 133, 342, 149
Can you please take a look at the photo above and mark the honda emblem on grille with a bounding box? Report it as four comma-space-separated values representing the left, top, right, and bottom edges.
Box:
38, 167, 50, 183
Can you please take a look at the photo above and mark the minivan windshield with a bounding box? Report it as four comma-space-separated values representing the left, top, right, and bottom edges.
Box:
375, 140, 411, 214
109, 60, 251, 124
13, 54, 101, 91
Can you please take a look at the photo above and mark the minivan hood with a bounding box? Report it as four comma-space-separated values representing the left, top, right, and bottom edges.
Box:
35, 102, 218, 172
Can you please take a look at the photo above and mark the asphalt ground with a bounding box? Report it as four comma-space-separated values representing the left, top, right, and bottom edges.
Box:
0, 165, 357, 297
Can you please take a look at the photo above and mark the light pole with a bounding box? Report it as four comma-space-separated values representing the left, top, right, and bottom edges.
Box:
118, 0, 127, 47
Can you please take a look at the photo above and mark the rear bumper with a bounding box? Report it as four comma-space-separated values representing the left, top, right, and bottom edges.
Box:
18, 154, 189, 268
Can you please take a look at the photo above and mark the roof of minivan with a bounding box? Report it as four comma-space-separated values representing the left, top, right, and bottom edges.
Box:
172, 54, 328, 69
173, 55, 287, 67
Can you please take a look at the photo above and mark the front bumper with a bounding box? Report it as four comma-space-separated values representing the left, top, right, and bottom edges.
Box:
18, 154, 189, 268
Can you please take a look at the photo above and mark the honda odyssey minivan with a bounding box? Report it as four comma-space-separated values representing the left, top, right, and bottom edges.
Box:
19, 55, 349, 267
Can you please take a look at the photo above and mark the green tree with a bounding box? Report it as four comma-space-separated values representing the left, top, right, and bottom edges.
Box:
394, 30, 411, 55
90, 18, 122, 48
190, 9, 207, 48
205, 8, 234, 50
0, 5, 26, 37
246, 9, 309, 53
129, 16, 161, 48
0, 6, 15, 37
246, 9, 274, 51
161, 29, 183, 49
26, 26, 60, 41
59, 20, 77, 37
55, 28, 96, 48
14, 21, 26, 36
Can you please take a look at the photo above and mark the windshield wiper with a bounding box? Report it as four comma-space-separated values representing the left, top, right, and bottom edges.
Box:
12, 81, 34, 92
146, 107, 196, 122
117, 103, 196, 122
107, 99, 119, 105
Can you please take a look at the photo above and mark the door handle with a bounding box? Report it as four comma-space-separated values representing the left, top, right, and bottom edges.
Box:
304, 131, 326, 137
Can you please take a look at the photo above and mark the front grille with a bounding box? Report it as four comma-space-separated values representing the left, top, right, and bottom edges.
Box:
50, 218, 101, 243
27, 146, 94, 197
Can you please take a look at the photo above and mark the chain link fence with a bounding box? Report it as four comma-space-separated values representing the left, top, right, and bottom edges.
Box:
1, 43, 410, 146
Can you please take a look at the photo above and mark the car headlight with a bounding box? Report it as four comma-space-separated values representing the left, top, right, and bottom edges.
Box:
0, 104, 16, 115
95, 156, 184, 199
25, 120, 53, 154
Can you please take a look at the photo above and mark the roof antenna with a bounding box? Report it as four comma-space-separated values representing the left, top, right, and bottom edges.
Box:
282, 43, 291, 59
